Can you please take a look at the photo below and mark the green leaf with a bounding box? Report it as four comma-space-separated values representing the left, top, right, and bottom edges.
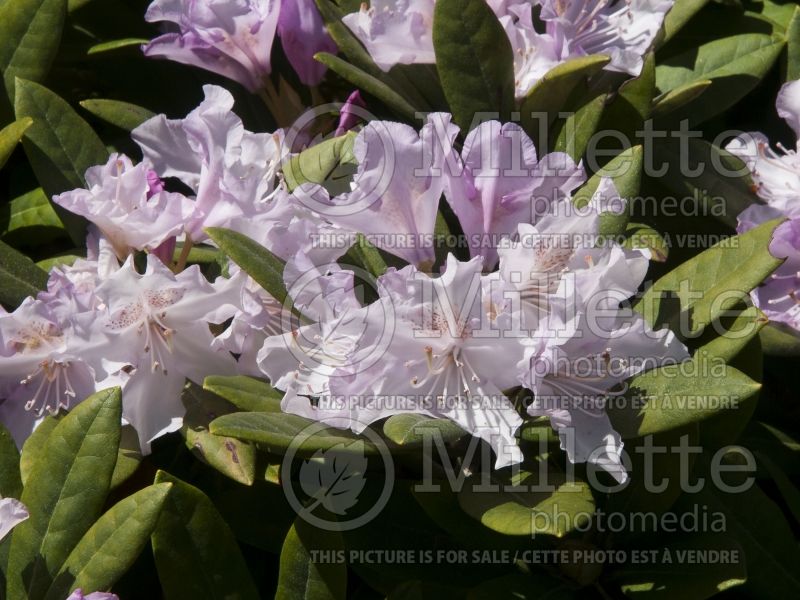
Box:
655, 33, 785, 126
110, 426, 142, 490
42, 483, 172, 600
609, 361, 760, 438
79, 98, 155, 131
676, 485, 800, 597
19, 415, 60, 487
181, 384, 257, 486
382, 414, 466, 447
0, 422, 22, 499
0, 0, 66, 113
634, 218, 784, 337
755, 453, 800, 527
0, 118, 32, 169
787, 7, 800, 80
432, 0, 515, 131
650, 138, 755, 230
597, 53, 655, 145
573, 145, 643, 237
457, 468, 595, 537
205, 227, 290, 307
276, 519, 346, 600
608, 534, 746, 598
6, 388, 122, 600
15, 79, 108, 245
761, 320, 800, 356
0, 239, 48, 308
623, 222, 669, 262
2, 188, 63, 235
315, 53, 418, 122
210, 412, 379, 458
86, 38, 148, 55
203, 375, 283, 413
520, 54, 610, 146
552, 90, 608, 162
283, 131, 357, 192
349, 234, 387, 279
152, 472, 260, 600
659, 0, 711, 46
651, 79, 712, 117
35, 254, 79, 271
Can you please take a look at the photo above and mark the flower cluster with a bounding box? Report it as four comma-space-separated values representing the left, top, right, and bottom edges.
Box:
0, 81, 690, 481
344, 0, 674, 97
727, 80, 800, 332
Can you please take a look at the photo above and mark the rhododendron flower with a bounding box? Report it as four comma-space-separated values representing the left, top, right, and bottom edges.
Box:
343, 0, 436, 71
497, 180, 647, 327
133, 85, 286, 242
53, 154, 193, 260
94, 255, 243, 450
258, 251, 390, 408
520, 309, 689, 483
0, 496, 28, 542
302, 113, 459, 268
143, 0, 334, 89
445, 119, 585, 268
281, 255, 527, 468
727, 80, 800, 331
0, 299, 113, 446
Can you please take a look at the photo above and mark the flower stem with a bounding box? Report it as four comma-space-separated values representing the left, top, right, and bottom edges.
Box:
174, 238, 194, 273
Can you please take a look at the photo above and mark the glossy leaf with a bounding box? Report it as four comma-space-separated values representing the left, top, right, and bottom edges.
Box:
0, 118, 33, 169
181, 384, 257, 486
609, 361, 760, 438
315, 53, 418, 121
458, 468, 595, 537
655, 33, 785, 126
659, 0, 711, 46
276, 519, 346, 600
210, 412, 379, 458
382, 414, 465, 447
283, 131, 357, 192
86, 38, 148, 55
432, 0, 515, 131
152, 472, 259, 600
0, 239, 48, 308
0, 0, 66, 112
1, 188, 63, 235
5, 388, 121, 600
634, 218, 784, 337
0, 423, 22, 499
79, 98, 155, 131
205, 227, 289, 307
15, 79, 108, 245
203, 375, 282, 413
42, 484, 172, 600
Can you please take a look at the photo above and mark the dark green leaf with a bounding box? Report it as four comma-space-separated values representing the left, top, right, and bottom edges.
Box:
210, 412, 379, 458
433, 0, 515, 131
458, 468, 595, 537
0, 118, 32, 169
315, 53, 418, 121
203, 375, 283, 413
15, 79, 108, 245
79, 98, 155, 131
5, 388, 122, 600
655, 34, 785, 126
0, 0, 66, 114
42, 484, 172, 600
283, 131, 357, 192
382, 414, 465, 447
276, 519, 346, 600
0, 239, 48, 308
152, 472, 260, 600
634, 218, 784, 337
205, 227, 289, 307
181, 384, 257, 486
0, 422, 22, 499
